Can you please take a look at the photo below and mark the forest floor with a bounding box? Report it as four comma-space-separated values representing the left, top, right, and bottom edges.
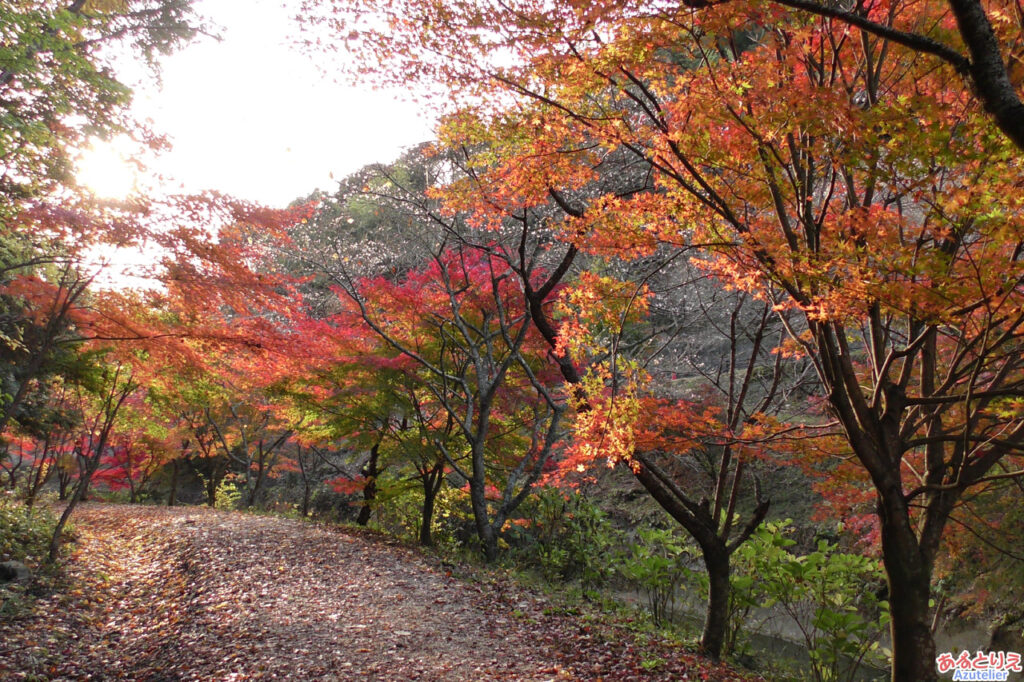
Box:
0, 503, 761, 681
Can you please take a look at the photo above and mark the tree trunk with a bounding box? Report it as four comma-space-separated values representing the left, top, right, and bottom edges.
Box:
49, 451, 105, 562
630, 456, 763, 662
419, 486, 436, 546
25, 465, 43, 508
356, 479, 376, 525
167, 459, 178, 507
419, 463, 444, 546
58, 468, 71, 500
356, 442, 381, 526
700, 542, 731, 661
49, 477, 86, 562
25, 440, 52, 509
247, 453, 266, 509
78, 472, 91, 502
297, 446, 311, 517
879, 492, 938, 682
466, 442, 499, 562
3, 462, 18, 489
477, 518, 498, 562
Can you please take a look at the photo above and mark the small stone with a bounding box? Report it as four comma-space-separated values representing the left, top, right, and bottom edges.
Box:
0, 560, 31, 582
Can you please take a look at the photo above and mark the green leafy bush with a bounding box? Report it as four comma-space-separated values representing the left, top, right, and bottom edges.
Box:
0, 498, 58, 565
370, 481, 429, 540
508, 488, 623, 589
731, 521, 889, 681
214, 478, 243, 511
429, 485, 475, 549
620, 526, 704, 626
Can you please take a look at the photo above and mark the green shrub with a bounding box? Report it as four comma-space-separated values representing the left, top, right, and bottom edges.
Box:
0, 499, 58, 565
214, 478, 243, 511
731, 521, 889, 681
370, 481, 425, 539
507, 488, 622, 589
620, 526, 704, 627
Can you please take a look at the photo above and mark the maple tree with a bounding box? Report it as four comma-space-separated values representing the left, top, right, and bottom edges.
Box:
25, 212, 295, 523
259, 311, 390, 523
535, 243, 823, 657
177, 400, 231, 507
303, 117, 818, 656
0, 0, 203, 213
0, 234, 106, 438
313, 0, 1024, 678
0, 188, 309, 559
0, 212, 161, 509
48, 355, 139, 561
272, 313, 460, 542
278, 148, 574, 559
140, 327, 297, 508
338, 245, 565, 561
129, 378, 196, 506
114, 196, 311, 497
0, 1, 207, 415
9, 375, 89, 507
380, 127, 817, 657
0, 0, 298, 486
0, 185, 300, 437
757, 0, 1024, 151
92, 392, 177, 502
194, 378, 295, 509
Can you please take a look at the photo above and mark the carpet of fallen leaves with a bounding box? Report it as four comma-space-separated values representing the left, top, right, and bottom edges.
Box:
0, 504, 764, 681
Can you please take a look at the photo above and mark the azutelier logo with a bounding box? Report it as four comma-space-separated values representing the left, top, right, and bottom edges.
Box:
936, 651, 1022, 681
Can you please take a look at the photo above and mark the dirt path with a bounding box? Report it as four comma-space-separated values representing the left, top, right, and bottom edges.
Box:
0, 504, 757, 681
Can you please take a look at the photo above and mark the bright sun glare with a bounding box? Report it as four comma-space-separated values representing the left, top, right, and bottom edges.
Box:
76, 141, 140, 199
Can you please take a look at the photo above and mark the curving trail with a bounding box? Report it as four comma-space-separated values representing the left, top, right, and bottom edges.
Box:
0, 504, 758, 681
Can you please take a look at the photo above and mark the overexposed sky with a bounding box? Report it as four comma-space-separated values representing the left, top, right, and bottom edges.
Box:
93, 0, 435, 207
